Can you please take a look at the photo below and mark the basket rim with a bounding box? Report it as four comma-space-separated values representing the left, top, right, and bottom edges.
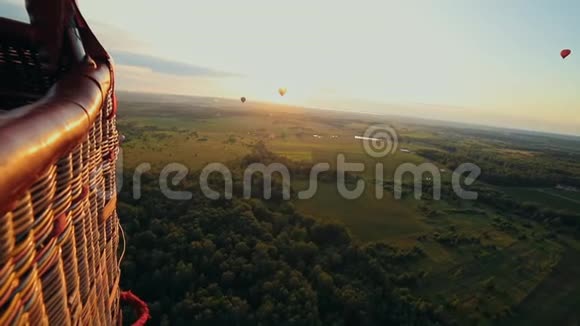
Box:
0, 61, 111, 217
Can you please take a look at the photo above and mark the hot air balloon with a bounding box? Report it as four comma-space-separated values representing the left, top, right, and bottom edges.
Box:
278, 88, 287, 96
241, 97, 246, 103
561, 49, 572, 59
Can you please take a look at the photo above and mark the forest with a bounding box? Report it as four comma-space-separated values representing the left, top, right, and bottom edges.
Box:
118, 148, 444, 325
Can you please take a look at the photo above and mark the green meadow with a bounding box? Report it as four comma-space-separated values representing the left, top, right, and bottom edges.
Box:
118, 92, 580, 325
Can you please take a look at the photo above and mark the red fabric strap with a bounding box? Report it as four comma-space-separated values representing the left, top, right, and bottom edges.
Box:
120, 290, 150, 326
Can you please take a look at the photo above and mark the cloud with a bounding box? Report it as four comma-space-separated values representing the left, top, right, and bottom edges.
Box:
87, 21, 149, 53
111, 51, 240, 78
0, 3, 238, 79
114, 64, 227, 98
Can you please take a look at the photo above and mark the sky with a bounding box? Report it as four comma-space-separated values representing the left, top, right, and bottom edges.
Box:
2, 0, 580, 135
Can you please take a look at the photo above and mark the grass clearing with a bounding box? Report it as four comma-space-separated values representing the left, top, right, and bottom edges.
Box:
292, 180, 428, 244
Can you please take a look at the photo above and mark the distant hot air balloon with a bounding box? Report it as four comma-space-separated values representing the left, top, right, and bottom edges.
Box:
561, 49, 572, 59
241, 97, 246, 103
278, 88, 287, 96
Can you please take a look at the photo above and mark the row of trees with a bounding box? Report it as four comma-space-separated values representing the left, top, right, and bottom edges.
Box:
416, 148, 580, 188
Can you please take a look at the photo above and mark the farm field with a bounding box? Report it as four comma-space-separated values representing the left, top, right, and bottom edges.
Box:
292, 180, 427, 244
117, 92, 580, 325
499, 187, 580, 212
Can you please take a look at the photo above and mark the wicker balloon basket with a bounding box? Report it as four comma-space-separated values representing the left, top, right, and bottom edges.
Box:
0, 1, 125, 325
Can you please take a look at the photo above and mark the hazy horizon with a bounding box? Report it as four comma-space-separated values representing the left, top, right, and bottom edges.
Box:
117, 90, 580, 139
2, 0, 579, 135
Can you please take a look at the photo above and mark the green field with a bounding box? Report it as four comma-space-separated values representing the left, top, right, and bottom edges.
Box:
499, 187, 580, 213
118, 92, 580, 325
293, 181, 427, 245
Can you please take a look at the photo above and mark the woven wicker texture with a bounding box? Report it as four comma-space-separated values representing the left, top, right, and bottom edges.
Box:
0, 84, 120, 326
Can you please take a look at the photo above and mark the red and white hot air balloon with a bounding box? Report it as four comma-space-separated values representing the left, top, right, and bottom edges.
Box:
561, 49, 572, 59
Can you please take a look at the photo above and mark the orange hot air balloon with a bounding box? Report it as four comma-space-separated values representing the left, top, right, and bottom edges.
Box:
241, 97, 246, 103
278, 88, 287, 96
561, 49, 572, 59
